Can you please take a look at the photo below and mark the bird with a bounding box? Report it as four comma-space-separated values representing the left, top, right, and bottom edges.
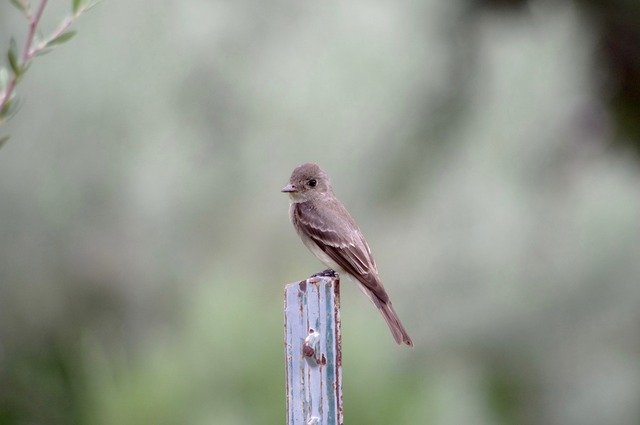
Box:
282, 162, 413, 346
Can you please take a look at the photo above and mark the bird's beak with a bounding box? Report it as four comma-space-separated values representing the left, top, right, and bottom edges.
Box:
281, 183, 298, 193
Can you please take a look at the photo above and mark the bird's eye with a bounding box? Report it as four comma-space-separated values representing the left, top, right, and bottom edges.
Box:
308, 179, 317, 187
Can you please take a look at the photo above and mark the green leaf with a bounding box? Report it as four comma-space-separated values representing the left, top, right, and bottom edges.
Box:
1, 96, 14, 116
1, 96, 21, 121
45, 31, 77, 47
7, 38, 20, 77
0, 135, 9, 149
9, 0, 28, 17
72, 0, 82, 14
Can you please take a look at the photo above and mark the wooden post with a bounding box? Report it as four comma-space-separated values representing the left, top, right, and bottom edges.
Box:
284, 275, 343, 425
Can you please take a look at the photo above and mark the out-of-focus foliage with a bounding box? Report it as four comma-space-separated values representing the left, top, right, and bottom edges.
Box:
1, 1, 639, 425
468, 0, 640, 151
0, 0, 98, 138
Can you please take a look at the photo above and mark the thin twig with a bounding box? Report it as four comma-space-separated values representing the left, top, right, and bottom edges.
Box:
0, 77, 16, 116
23, 0, 49, 64
0, 0, 95, 124
0, 0, 49, 116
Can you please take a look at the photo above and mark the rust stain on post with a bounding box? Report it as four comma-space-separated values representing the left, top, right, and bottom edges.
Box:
284, 276, 342, 425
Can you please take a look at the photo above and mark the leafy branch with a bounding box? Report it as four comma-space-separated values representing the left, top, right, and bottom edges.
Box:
0, 0, 100, 147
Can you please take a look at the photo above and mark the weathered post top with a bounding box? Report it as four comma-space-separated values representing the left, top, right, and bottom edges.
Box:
284, 275, 343, 425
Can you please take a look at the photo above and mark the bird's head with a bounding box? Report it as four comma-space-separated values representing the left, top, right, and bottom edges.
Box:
281, 163, 333, 203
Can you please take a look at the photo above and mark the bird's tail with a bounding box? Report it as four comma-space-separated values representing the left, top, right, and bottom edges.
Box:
374, 298, 413, 347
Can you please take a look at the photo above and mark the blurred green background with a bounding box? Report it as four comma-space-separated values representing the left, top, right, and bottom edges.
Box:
1, 0, 640, 424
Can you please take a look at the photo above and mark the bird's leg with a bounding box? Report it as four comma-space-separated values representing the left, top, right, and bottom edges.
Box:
310, 268, 338, 278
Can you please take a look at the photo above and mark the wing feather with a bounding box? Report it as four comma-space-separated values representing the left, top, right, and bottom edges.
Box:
293, 202, 389, 302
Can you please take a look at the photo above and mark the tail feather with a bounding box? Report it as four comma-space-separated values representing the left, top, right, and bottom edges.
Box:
353, 280, 414, 347
375, 298, 413, 347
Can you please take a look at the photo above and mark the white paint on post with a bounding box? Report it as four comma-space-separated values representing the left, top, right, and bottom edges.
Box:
284, 276, 343, 425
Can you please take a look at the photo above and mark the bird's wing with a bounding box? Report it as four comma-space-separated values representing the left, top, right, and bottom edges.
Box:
293, 202, 389, 303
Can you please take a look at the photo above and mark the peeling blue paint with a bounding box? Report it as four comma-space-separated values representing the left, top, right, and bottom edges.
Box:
285, 276, 343, 425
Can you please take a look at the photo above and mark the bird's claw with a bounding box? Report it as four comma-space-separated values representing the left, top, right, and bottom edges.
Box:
310, 268, 338, 278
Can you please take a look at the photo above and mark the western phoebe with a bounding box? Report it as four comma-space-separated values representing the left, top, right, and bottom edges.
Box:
282, 163, 413, 347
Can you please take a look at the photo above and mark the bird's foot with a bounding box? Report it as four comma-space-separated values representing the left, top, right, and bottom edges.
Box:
310, 268, 338, 278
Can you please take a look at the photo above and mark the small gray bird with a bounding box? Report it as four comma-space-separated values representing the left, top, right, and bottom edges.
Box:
282, 163, 413, 347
